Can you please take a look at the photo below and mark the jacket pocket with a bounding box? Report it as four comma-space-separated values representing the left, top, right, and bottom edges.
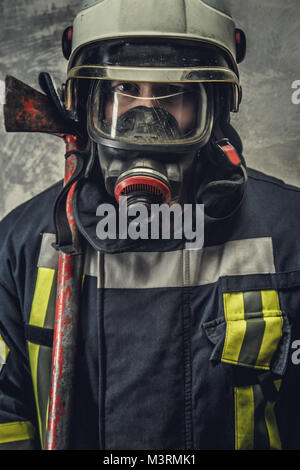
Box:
203, 288, 291, 450
204, 289, 291, 376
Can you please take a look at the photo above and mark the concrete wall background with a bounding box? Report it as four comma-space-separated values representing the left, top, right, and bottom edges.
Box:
0, 0, 299, 219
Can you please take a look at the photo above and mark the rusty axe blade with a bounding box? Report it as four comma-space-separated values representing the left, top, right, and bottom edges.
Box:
4, 75, 78, 136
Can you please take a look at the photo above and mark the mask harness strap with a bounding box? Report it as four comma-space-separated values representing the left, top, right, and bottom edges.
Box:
51, 147, 88, 255
196, 118, 248, 222
211, 117, 245, 170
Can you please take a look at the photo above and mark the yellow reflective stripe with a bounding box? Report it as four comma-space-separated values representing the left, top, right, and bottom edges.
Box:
28, 341, 43, 447
28, 267, 56, 449
256, 290, 283, 369
264, 379, 282, 450
234, 375, 282, 449
235, 380, 282, 450
0, 334, 10, 363
234, 386, 254, 450
264, 401, 282, 449
222, 290, 283, 370
261, 289, 280, 311
274, 379, 282, 392
222, 292, 246, 364
29, 268, 55, 327
0, 421, 35, 444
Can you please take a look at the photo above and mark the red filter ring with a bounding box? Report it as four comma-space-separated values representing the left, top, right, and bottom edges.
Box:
114, 176, 172, 204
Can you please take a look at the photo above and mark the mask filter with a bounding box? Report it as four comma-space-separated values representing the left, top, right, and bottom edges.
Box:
114, 167, 172, 210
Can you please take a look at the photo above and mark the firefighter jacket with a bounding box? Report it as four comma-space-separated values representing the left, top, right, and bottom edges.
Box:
0, 166, 300, 450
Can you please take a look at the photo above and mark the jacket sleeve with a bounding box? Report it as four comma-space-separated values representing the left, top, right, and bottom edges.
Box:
0, 186, 63, 450
0, 278, 39, 450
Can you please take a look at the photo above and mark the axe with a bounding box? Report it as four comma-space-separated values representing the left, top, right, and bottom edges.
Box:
4, 73, 86, 450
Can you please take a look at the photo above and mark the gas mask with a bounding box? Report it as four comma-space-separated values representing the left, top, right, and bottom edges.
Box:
63, 0, 246, 211
87, 79, 214, 208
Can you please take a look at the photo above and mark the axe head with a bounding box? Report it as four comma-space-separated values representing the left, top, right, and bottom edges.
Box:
4, 75, 79, 137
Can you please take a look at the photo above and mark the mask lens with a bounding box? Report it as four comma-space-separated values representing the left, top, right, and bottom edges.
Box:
88, 80, 210, 145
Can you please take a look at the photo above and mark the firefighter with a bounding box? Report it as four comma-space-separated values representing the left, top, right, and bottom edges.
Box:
0, 0, 300, 450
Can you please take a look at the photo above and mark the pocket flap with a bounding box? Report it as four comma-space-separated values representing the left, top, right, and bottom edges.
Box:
203, 290, 291, 376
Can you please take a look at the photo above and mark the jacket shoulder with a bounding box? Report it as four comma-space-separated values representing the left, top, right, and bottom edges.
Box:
0, 180, 63, 242
247, 167, 300, 195
0, 181, 62, 297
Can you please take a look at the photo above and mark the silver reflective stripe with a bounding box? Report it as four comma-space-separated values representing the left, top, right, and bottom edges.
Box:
37, 232, 98, 275
189, 237, 275, 286
37, 233, 58, 269
101, 238, 275, 289
104, 249, 185, 289
38, 234, 275, 289
84, 242, 99, 278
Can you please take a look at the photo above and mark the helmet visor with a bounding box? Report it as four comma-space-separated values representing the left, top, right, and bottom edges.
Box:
88, 80, 211, 146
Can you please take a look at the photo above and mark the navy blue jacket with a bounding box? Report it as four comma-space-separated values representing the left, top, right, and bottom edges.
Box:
0, 167, 300, 450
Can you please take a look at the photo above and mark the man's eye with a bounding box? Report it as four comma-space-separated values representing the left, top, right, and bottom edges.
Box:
112, 83, 139, 95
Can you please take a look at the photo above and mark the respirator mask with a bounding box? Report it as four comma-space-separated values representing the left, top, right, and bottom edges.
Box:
87, 78, 214, 208
67, 36, 242, 212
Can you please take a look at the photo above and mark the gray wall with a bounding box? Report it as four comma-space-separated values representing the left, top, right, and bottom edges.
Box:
0, 0, 300, 219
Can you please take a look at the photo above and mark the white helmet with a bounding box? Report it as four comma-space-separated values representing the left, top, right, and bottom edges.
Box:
60, 0, 247, 217
63, 0, 246, 116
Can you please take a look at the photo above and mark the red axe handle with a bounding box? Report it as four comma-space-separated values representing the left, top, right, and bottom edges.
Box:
45, 136, 84, 450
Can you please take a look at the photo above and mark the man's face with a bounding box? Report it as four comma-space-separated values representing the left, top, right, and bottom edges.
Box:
104, 81, 198, 135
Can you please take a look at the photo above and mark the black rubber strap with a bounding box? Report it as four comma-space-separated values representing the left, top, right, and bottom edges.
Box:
257, 371, 279, 403
52, 151, 87, 255
24, 324, 54, 348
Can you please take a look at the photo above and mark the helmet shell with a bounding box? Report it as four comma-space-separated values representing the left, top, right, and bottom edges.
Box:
69, 0, 238, 76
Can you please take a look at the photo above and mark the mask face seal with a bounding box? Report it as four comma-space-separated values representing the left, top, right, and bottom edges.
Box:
88, 80, 210, 148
